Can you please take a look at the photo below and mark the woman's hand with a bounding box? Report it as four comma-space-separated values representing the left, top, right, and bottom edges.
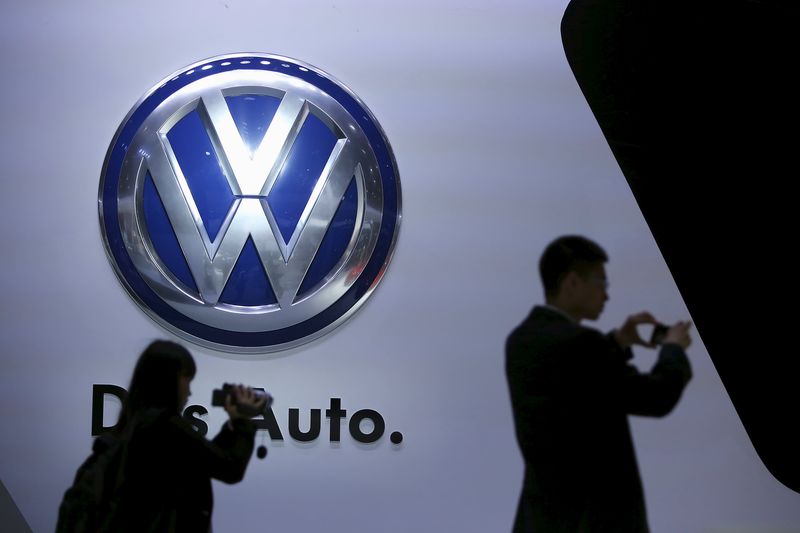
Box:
224, 384, 268, 420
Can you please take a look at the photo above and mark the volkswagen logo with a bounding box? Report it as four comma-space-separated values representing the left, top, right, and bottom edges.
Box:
99, 54, 401, 353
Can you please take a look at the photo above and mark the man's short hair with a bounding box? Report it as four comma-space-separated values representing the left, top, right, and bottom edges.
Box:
539, 235, 608, 297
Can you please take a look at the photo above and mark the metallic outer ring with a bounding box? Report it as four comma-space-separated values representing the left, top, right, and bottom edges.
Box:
98, 53, 402, 354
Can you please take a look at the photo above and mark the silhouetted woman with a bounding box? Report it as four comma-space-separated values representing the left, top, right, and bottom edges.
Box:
107, 340, 264, 532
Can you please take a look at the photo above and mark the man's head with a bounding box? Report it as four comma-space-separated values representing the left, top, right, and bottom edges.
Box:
539, 235, 609, 321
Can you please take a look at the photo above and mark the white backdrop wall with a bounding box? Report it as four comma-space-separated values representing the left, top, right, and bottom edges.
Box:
1, 1, 798, 532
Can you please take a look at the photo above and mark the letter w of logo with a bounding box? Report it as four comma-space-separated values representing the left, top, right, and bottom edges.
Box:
141, 90, 361, 308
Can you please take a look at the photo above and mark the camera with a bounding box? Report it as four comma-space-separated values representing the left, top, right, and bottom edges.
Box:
649, 323, 669, 345
211, 384, 273, 417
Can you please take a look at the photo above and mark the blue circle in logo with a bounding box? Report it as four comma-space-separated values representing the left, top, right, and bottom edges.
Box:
99, 54, 401, 353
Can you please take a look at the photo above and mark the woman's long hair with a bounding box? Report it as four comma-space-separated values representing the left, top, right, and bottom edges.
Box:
115, 340, 196, 433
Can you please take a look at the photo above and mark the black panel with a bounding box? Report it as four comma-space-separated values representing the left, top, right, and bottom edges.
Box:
0, 478, 31, 533
562, 0, 800, 492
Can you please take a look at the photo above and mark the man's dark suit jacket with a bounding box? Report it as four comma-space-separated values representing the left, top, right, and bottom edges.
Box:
506, 306, 691, 533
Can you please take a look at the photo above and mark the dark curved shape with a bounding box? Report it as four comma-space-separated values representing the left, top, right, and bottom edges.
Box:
0, 478, 31, 533
562, 0, 800, 492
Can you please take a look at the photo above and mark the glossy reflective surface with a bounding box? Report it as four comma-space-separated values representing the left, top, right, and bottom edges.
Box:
99, 54, 401, 353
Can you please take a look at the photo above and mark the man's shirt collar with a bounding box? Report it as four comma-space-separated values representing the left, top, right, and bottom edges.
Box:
541, 304, 577, 323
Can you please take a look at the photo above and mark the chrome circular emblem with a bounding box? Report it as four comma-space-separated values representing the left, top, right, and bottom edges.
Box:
99, 54, 401, 353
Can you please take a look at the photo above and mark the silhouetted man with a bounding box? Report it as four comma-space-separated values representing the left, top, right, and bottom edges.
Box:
506, 235, 692, 532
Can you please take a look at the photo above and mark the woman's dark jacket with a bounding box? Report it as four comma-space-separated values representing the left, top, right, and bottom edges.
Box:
108, 409, 256, 532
